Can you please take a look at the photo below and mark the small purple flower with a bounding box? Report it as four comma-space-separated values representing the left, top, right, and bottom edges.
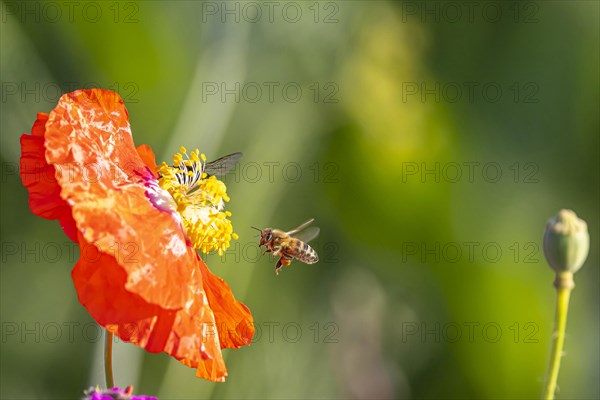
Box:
83, 386, 157, 400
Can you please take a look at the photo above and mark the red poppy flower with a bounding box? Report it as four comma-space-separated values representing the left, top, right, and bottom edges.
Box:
19, 89, 254, 382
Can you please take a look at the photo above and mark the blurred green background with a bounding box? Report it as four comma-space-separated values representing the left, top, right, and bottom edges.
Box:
1, 1, 598, 399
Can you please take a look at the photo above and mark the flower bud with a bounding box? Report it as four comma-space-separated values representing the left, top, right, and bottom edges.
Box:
543, 209, 589, 275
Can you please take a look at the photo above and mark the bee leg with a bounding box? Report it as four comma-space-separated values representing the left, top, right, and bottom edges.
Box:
271, 246, 282, 258
275, 258, 284, 276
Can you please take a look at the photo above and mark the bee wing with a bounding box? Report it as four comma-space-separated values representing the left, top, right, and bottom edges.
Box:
286, 218, 315, 236
292, 227, 320, 243
204, 152, 243, 176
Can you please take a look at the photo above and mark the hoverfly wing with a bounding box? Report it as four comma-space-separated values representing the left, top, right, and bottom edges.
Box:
286, 218, 315, 236
292, 226, 320, 243
204, 152, 243, 177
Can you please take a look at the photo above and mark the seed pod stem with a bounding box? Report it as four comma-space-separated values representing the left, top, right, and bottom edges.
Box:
542, 273, 573, 400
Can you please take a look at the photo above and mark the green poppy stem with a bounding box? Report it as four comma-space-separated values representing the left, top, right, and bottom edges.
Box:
542, 273, 574, 400
104, 330, 115, 389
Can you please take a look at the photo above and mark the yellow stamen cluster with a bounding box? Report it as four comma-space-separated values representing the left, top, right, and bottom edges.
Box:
157, 147, 238, 255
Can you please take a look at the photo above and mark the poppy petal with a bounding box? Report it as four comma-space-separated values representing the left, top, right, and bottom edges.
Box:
198, 260, 255, 349
43, 89, 192, 310
73, 235, 229, 382
136, 144, 159, 178
20, 112, 78, 242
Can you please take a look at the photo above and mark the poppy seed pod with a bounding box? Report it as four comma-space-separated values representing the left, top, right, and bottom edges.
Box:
543, 209, 589, 275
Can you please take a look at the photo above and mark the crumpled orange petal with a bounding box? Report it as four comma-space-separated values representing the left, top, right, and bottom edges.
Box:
19, 89, 254, 382
44, 89, 191, 310
20, 113, 78, 241
199, 261, 254, 349
136, 144, 159, 179
73, 234, 228, 381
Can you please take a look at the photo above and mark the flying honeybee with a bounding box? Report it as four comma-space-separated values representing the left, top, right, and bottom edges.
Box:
253, 219, 320, 275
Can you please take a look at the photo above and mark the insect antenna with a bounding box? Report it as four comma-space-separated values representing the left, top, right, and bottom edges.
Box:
250, 226, 262, 237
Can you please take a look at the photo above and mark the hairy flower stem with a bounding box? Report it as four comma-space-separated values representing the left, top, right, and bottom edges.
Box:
104, 330, 115, 389
542, 273, 574, 400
